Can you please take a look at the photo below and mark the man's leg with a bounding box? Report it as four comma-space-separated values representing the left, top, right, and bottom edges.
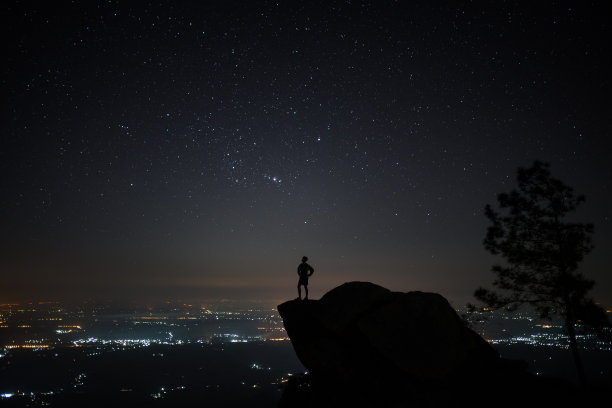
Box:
304, 285, 309, 300
297, 284, 302, 300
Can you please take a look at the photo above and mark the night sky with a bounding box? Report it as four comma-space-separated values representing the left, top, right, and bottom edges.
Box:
2, 1, 611, 306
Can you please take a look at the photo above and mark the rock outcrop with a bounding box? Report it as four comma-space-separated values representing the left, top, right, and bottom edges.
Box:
277, 282, 576, 407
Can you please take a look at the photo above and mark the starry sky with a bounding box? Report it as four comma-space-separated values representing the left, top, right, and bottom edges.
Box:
2, 1, 611, 306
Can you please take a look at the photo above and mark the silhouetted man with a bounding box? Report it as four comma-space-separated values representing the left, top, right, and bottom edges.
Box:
297, 256, 314, 300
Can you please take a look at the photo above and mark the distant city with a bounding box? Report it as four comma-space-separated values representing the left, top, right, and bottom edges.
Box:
1, 301, 611, 406
0, 300, 290, 349
467, 307, 612, 351
0, 300, 300, 407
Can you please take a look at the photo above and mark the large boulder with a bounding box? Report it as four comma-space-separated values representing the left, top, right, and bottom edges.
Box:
277, 282, 576, 407
278, 281, 497, 380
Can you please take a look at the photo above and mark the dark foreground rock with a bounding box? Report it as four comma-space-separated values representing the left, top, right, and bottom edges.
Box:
277, 282, 579, 407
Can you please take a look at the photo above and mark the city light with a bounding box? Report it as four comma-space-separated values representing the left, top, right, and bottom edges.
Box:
0, 300, 610, 406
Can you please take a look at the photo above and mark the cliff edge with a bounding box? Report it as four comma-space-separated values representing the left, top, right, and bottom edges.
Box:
277, 281, 575, 407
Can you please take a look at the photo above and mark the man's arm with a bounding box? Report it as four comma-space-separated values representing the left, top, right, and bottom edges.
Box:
308, 265, 314, 276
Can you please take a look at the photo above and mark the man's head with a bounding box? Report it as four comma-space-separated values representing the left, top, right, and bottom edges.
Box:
302, 256, 308, 263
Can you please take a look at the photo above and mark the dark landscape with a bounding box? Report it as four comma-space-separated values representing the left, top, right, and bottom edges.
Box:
1, 284, 611, 407
3, 0, 612, 406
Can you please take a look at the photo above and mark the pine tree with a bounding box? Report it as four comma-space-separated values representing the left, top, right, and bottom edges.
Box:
475, 161, 609, 386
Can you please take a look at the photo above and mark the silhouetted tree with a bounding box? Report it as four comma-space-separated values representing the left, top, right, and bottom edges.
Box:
474, 161, 609, 387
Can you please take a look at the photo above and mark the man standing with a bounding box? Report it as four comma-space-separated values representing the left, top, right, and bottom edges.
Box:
297, 256, 314, 300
